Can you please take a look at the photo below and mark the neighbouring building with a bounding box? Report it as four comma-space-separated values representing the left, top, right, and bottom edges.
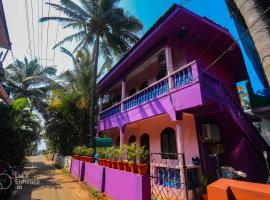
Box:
0, 0, 11, 104
71, 4, 270, 200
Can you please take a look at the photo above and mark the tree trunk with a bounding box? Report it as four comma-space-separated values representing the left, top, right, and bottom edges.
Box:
89, 33, 100, 148
234, 0, 270, 87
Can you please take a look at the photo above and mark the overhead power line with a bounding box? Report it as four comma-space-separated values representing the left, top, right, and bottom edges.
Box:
24, 0, 33, 60
30, 0, 36, 58
46, 0, 51, 68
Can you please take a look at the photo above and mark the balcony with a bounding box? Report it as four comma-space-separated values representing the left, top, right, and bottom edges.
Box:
98, 61, 203, 130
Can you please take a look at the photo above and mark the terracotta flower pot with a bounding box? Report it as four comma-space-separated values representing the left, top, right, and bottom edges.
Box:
117, 161, 124, 170
112, 161, 118, 169
103, 159, 107, 167
201, 193, 208, 200
123, 162, 131, 172
129, 163, 138, 173
107, 160, 112, 168
137, 164, 148, 175
85, 156, 94, 163
98, 158, 103, 166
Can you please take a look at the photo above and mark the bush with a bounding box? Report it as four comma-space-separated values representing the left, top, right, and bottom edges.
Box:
72, 146, 94, 156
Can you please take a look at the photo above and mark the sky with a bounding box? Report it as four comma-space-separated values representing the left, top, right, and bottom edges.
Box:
2, 0, 261, 150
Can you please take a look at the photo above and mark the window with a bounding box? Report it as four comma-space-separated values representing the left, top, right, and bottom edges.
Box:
139, 81, 148, 90
140, 133, 150, 164
128, 135, 136, 144
116, 136, 120, 147
161, 128, 177, 159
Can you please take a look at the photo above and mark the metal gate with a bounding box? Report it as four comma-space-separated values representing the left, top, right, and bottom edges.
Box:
150, 153, 188, 200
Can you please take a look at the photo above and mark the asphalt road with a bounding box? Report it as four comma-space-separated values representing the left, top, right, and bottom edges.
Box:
11, 155, 92, 200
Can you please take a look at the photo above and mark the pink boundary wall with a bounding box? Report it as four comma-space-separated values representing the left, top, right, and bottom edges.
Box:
70, 159, 151, 200
70, 159, 84, 181
84, 162, 104, 191
104, 167, 151, 200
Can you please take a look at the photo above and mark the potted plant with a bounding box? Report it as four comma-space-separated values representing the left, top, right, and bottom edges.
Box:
98, 148, 106, 166
137, 146, 149, 175
83, 147, 94, 163
72, 146, 82, 160
117, 146, 124, 170
201, 175, 208, 200
111, 147, 119, 169
127, 143, 138, 173
106, 147, 113, 168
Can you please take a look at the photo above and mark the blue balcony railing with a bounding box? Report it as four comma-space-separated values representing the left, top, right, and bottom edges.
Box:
123, 78, 169, 111
100, 103, 121, 120
171, 64, 194, 89
99, 61, 198, 120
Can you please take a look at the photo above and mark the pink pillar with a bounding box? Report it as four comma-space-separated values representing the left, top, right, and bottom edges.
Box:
165, 47, 174, 89
176, 121, 188, 200
120, 126, 125, 147
121, 79, 126, 112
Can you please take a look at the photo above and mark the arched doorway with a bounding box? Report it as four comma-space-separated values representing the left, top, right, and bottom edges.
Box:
140, 133, 150, 151
115, 136, 120, 147
160, 127, 177, 159
128, 135, 136, 144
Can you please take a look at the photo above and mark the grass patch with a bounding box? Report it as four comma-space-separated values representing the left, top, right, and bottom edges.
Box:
89, 187, 111, 200
61, 168, 70, 176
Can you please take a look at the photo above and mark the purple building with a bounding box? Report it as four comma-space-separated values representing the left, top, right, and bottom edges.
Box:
73, 4, 270, 200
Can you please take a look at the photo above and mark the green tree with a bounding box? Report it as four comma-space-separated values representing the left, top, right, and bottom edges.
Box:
40, 0, 143, 147
4, 58, 56, 115
0, 98, 41, 165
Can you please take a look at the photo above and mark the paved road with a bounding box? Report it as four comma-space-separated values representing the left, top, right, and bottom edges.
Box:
12, 155, 92, 200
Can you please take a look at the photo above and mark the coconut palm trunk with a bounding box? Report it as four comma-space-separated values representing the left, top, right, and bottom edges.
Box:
233, 0, 270, 86
89, 34, 100, 148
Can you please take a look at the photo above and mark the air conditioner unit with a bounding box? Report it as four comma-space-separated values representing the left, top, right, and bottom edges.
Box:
201, 124, 220, 142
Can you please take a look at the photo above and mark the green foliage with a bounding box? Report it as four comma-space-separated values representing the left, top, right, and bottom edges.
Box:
0, 101, 41, 165
127, 143, 137, 163
97, 148, 108, 159
137, 146, 149, 164
89, 187, 106, 200
4, 57, 56, 116
72, 146, 94, 156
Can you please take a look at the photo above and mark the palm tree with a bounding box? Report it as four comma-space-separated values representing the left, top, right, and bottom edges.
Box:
40, 0, 143, 147
4, 57, 56, 115
226, 0, 270, 87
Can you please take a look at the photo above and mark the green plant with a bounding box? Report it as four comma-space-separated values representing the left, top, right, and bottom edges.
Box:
106, 147, 115, 160
72, 146, 82, 155
127, 143, 137, 163
137, 146, 149, 164
89, 187, 104, 200
111, 147, 120, 161
84, 147, 94, 157
98, 148, 107, 159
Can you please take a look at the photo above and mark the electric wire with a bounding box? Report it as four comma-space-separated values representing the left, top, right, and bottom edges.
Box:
41, 0, 44, 66
24, 0, 33, 60
37, 0, 41, 64
30, 0, 36, 58
46, 0, 51, 68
